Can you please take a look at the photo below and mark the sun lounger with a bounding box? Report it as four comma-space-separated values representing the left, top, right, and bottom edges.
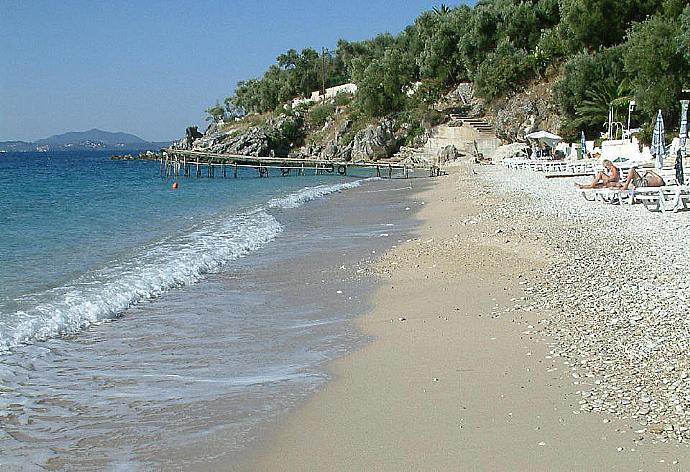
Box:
580, 187, 631, 205
633, 185, 690, 212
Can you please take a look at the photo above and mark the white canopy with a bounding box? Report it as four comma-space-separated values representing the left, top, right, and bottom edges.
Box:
525, 131, 562, 149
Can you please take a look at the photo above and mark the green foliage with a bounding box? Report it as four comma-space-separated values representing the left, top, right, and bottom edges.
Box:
185, 126, 202, 143
277, 116, 304, 146
623, 12, 690, 123
404, 121, 424, 146
409, 79, 446, 106
210, 0, 683, 147
309, 103, 336, 128
474, 40, 535, 100
416, 6, 472, 85
395, 105, 445, 146
432, 4, 451, 16
334, 92, 353, 107
559, 0, 660, 52
534, 27, 567, 72
664, 0, 688, 17
574, 79, 633, 129
553, 46, 627, 139
352, 47, 416, 117
680, 7, 690, 62
205, 103, 225, 123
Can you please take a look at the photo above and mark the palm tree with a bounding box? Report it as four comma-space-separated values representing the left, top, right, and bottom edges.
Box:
574, 78, 634, 136
432, 3, 451, 15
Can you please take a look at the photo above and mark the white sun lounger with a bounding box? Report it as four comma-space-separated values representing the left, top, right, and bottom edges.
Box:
633, 185, 690, 212
580, 187, 631, 205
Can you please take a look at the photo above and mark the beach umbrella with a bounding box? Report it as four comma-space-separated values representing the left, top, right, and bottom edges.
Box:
677, 100, 688, 184
652, 109, 665, 169
525, 131, 562, 149
580, 131, 587, 160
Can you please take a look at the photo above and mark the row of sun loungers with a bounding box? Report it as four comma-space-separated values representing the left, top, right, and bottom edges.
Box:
581, 183, 690, 212
578, 168, 690, 212
503, 158, 689, 212
502, 158, 597, 174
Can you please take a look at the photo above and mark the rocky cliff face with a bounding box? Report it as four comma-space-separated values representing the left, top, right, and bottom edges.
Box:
433, 78, 562, 144
171, 106, 402, 161
486, 74, 562, 143
350, 118, 399, 160
171, 114, 303, 157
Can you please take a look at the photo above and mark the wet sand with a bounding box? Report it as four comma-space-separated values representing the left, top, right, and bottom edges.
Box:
239, 165, 688, 471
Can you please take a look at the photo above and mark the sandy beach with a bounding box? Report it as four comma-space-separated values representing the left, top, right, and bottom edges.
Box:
237, 164, 690, 471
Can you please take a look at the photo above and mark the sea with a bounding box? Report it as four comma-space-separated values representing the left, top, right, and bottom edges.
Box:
0, 151, 425, 470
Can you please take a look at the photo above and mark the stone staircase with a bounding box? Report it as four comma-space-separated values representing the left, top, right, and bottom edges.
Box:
394, 115, 500, 166
449, 115, 496, 137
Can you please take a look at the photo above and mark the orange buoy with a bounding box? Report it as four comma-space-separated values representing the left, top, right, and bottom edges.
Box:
172, 181, 179, 189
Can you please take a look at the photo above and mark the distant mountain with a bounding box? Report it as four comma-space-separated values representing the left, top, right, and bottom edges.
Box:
35, 129, 149, 146
0, 129, 172, 152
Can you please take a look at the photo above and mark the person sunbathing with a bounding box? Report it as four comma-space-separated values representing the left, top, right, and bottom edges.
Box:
575, 160, 620, 189
617, 167, 665, 190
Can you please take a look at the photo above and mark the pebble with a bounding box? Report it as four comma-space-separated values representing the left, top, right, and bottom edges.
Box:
483, 166, 690, 443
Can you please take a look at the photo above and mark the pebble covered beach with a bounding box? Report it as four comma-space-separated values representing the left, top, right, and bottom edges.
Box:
484, 164, 690, 446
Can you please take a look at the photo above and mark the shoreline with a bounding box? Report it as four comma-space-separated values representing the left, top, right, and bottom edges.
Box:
0, 169, 426, 470
237, 165, 689, 470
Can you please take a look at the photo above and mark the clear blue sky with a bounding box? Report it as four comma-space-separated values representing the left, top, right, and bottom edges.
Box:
1, 0, 472, 143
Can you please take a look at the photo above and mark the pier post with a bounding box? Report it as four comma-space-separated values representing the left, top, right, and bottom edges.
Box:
234, 163, 238, 178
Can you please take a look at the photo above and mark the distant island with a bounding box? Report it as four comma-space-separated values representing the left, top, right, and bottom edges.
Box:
0, 129, 172, 152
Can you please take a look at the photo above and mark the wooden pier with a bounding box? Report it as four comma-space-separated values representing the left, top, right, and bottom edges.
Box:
160, 150, 422, 179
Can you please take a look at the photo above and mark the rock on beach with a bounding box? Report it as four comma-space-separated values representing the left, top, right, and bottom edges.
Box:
483, 164, 690, 444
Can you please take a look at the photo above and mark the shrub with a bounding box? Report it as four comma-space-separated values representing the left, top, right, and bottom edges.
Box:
309, 103, 336, 128
474, 40, 536, 100
334, 92, 354, 107
278, 116, 304, 146
404, 121, 424, 146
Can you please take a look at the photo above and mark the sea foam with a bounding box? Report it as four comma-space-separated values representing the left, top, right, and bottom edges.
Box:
268, 179, 375, 209
0, 210, 282, 351
0, 178, 371, 352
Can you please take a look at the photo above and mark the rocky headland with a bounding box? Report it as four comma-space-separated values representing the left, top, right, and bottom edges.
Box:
136, 75, 563, 168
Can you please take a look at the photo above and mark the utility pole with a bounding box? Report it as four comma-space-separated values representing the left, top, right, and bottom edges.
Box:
321, 47, 327, 98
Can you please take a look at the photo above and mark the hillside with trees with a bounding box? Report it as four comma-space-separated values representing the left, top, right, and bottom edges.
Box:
189, 0, 689, 160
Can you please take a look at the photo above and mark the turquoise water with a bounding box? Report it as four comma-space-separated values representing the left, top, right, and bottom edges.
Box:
0, 151, 367, 350
0, 151, 422, 469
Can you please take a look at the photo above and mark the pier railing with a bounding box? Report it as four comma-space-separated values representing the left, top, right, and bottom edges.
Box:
160, 150, 438, 179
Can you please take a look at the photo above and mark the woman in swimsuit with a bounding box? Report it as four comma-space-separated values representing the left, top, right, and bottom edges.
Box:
617, 168, 665, 189
575, 160, 620, 189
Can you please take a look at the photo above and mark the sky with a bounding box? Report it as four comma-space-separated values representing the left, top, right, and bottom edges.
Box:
1, 0, 472, 143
